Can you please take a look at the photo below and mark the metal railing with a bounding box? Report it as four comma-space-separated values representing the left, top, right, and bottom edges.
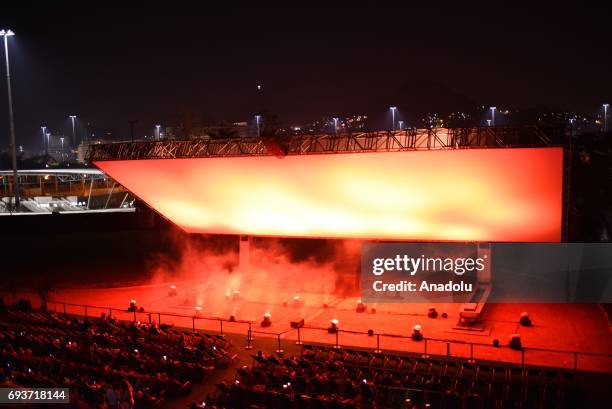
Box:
44, 299, 611, 373
293, 325, 612, 373
46, 299, 254, 337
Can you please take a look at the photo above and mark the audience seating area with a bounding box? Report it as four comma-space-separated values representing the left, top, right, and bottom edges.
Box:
0, 304, 233, 408
0, 300, 597, 409
205, 345, 581, 409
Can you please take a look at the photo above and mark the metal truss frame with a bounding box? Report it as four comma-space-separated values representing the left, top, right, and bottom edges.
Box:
88, 126, 566, 162
53, 174, 107, 183
86, 125, 571, 242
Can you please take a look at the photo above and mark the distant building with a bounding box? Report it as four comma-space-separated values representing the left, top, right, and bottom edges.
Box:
188, 122, 251, 139
289, 114, 368, 135
232, 122, 250, 138
161, 126, 175, 140
76, 139, 108, 164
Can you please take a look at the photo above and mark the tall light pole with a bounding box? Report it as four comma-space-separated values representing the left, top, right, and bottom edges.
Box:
155, 124, 161, 140
69, 115, 77, 147
332, 117, 339, 134
489, 106, 497, 126
604, 104, 609, 132
255, 115, 261, 137
398, 120, 404, 131
1, 29, 19, 208
128, 119, 137, 143
389, 106, 397, 131
486, 119, 492, 127
41, 126, 47, 152
60, 137, 65, 162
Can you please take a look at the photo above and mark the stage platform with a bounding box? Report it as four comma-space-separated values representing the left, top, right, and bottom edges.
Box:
10, 279, 611, 373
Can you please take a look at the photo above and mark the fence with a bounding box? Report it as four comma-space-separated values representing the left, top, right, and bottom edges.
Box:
45, 300, 612, 373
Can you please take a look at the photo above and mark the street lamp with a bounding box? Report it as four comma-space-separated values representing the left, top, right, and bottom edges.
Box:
255, 115, 261, 137
389, 106, 397, 131
60, 137, 65, 161
46, 133, 51, 156
398, 120, 404, 131
155, 124, 161, 140
486, 119, 492, 127
69, 115, 77, 147
489, 106, 497, 126
568, 118, 576, 136
41, 126, 47, 152
332, 117, 339, 134
1, 28, 19, 208
604, 104, 609, 132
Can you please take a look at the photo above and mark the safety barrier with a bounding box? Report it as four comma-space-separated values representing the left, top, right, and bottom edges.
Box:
45, 299, 612, 373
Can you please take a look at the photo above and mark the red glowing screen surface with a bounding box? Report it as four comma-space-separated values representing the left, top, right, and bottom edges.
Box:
95, 147, 563, 241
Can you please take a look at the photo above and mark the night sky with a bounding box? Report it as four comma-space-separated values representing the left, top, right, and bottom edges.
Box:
0, 3, 610, 149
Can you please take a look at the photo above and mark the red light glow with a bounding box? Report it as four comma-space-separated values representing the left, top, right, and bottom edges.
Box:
95, 147, 563, 242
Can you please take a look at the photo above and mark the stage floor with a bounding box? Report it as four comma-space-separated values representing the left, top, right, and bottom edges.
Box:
33, 279, 612, 373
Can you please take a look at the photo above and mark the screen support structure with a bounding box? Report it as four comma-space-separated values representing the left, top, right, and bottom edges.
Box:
239, 235, 252, 272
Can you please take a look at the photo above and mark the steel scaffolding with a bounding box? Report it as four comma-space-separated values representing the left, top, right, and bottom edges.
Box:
87, 126, 566, 162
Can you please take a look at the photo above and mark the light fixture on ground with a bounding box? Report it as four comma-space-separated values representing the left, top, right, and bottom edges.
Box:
519, 312, 532, 327
290, 318, 305, 329
411, 324, 423, 341
509, 333, 521, 350
1, 29, 19, 208
356, 299, 366, 313
168, 285, 177, 296
328, 318, 339, 333
261, 312, 272, 327
128, 299, 137, 311
194, 306, 202, 317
